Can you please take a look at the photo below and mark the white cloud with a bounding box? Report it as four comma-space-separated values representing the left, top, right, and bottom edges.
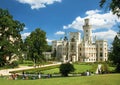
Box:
55, 31, 65, 35
21, 32, 30, 40
86, 9, 101, 15
63, 9, 120, 31
63, 16, 84, 30
16, 0, 62, 9
93, 30, 117, 42
24, 27, 28, 30
46, 38, 53, 43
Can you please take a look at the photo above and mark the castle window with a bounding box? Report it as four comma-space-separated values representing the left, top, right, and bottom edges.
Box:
80, 48, 81, 51
100, 52, 103, 57
79, 53, 81, 56
71, 37, 75, 42
100, 48, 102, 51
86, 30, 88, 32
71, 45, 74, 50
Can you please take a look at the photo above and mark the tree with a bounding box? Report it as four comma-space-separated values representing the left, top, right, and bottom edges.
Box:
0, 8, 25, 66
24, 28, 47, 65
45, 45, 52, 52
109, 34, 120, 72
100, 0, 120, 17
59, 62, 75, 77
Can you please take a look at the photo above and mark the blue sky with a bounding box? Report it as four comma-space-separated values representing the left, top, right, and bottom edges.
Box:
0, 0, 120, 47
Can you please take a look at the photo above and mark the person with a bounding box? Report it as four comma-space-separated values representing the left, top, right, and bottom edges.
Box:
98, 68, 101, 74
86, 70, 90, 76
22, 71, 25, 79
38, 73, 41, 79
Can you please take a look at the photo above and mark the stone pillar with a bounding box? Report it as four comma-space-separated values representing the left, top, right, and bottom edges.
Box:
62, 55, 66, 63
72, 55, 76, 62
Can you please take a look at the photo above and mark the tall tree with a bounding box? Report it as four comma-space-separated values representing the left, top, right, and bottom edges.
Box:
24, 28, 47, 64
0, 8, 25, 66
109, 33, 120, 72
100, 0, 120, 17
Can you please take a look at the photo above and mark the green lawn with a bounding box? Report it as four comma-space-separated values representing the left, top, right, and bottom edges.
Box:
74, 64, 94, 73
10, 63, 97, 74
0, 74, 120, 85
41, 63, 97, 74
41, 68, 59, 74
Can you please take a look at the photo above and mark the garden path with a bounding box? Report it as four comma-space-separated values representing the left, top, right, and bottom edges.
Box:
0, 62, 61, 76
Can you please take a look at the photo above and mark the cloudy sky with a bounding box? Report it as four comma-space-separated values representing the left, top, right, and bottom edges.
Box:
0, 0, 120, 47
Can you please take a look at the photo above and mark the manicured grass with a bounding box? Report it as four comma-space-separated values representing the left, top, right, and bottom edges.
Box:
0, 74, 120, 85
41, 68, 59, 74
74, 64, 93, 73
10, 63, 97, 74
41, 63, 97, 74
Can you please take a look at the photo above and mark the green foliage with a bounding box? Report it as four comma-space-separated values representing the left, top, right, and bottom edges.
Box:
10, 61, 19, 68
100, 0, 120, 17
109, 35, 120, 73
110, 36, 120, 64
115, 64, 120, 73
60, 63, 75, 77
45, 45, 52, 52
24, 28, 47, 64
0, 8, 25, 67
101, 62, 109, 73
23, 60, 34, 65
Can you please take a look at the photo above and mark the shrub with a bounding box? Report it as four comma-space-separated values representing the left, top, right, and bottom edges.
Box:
9, 61, 19, 68
115, 64, 120, 73
101, 63, 109, 74
60, 62, 75, 77
23, 60, 34, 64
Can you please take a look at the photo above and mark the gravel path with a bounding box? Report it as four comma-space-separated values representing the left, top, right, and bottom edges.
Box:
0, 62, 61, 76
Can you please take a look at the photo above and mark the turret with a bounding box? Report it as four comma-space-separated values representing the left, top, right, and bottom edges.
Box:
83, 18, 92, 43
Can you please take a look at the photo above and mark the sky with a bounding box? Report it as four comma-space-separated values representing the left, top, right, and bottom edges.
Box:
0, 0, 120, 47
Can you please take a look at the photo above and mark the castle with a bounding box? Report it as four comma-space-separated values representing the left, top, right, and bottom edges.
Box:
52, 19, 108, 62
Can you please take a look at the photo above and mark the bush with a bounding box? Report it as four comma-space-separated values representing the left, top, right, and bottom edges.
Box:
23, 60, 34, 64
115, 64, 120, 73
60, 62, 75, 77
8, 61, 19, 68
101, 63, 109, 74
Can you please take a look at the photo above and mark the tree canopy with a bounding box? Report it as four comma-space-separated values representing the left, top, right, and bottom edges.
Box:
24, 28, 47, 64
100, 0, 120, 17
109, 35, 120, 64
0, 8, 25, 66
109, 33, 120, 72
60, 62, 75, 77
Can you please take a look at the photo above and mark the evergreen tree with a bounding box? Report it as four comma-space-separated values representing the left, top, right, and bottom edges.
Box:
109, 33, 120, 72
24, 28, 47, 64
0, 8, 25, 66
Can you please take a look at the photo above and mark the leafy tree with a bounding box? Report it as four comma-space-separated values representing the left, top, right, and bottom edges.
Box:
45, 45, 52, 52
24, 28, 47, 65
0, 8, 25, 66
109, 34, 120, 72
60, 62, 75, 77
100, 0, 120, 17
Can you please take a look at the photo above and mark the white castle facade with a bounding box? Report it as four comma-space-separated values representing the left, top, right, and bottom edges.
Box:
52, 19, 108, 62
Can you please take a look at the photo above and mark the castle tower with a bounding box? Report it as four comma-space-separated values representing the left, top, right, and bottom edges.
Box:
83, 19, 92, 43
